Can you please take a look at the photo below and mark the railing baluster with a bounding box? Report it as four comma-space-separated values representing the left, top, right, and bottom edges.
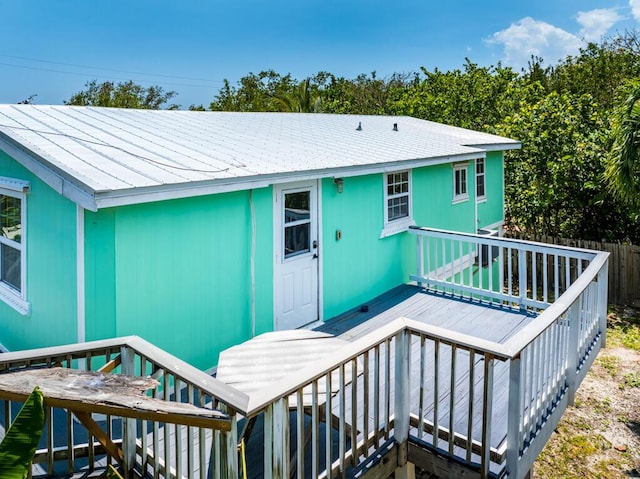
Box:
417, 234, 424, 288
187, 384, 194, 479
543, 253, 548, 303
296, 389, 304, 479
373, 345, 380, 450
350, 358, 358, 467
466, 350, 475, 463
312, 379, 319, 479
338, 363, 346, 475
480, 355, 494, 479
433, 339, 440, 449
384, 338, 391, 440
418, 335, 426, 441
362, 351, 370, 456
449, 344, 457, 457
325, 371, 333, 479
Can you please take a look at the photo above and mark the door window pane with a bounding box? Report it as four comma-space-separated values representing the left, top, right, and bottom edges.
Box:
284, 192, 310, 223
284, 223, 310, 258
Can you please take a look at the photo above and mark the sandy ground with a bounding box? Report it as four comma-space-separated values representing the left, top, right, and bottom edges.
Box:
535, 310, 640, 478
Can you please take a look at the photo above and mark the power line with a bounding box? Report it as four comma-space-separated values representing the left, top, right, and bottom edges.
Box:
0, 54, 225, 84
0, 61, 222, 90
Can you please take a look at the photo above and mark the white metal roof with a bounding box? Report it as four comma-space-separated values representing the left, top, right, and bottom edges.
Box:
0, 105, 520, 211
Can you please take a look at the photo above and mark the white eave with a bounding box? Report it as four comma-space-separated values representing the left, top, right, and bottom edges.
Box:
0, 105, 521, 210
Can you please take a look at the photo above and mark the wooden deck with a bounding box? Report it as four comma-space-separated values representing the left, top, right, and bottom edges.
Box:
31, 286, 538, 478
315, 284, 535, 343
233, 286, 536, 478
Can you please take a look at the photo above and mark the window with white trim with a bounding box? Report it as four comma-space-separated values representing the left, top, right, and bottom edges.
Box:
381, 170, 415, 237
476, 158, 486, 200
0, 177, 29, 314
453, 163, 469, 203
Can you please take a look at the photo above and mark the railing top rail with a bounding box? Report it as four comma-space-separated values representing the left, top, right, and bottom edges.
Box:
0, 335, 250, 412
409, 226, 599, 260
125, 336, 250, 411
0, 336, 134, 365
502, 249, 610, 355
244, 317, 512, 415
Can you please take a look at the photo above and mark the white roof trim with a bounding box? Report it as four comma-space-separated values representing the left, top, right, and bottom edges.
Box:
95, 150, 486, 209
0, 134, 97, 211
0, 176, 29, 193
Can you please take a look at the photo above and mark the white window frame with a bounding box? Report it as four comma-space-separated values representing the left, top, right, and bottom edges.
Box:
452, 162, 469, 204
476, 158, 486, 202
381, 170, 415, 238
0, 177, 30, 315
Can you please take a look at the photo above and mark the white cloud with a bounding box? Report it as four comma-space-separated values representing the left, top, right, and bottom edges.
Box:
631, 0, 640, 22
488, 17, 582, 70
576, 8, 622, 42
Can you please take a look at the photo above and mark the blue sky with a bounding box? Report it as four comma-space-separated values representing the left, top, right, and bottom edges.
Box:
1, 0, 639, 108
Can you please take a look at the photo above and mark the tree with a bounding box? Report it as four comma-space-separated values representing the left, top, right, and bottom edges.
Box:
605, 80, 640, 212
271, 78, 323, 112
496, 92, 635, 241
209, 70, 296, 111
394, 60, 519, 130
66, 80, 178, 109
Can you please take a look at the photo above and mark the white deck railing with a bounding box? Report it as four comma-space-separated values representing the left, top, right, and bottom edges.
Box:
1, 228, 608, 479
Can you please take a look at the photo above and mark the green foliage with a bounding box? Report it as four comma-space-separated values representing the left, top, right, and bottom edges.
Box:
0, 387, 45, 479
496, 91, 634, 240
395, 59, 520, 130
271, 78, 323, 112
605, 80, 640, 212
209, 70, 297, 111
66, 80, 178, 109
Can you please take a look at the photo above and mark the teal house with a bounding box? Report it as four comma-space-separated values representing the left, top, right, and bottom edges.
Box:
0, 105, 519, 370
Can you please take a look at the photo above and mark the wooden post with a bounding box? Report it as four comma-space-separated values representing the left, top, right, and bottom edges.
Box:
566, 301, 581, 406
394, 330, 414, 479
506, 354, 522, 479
219, 405, 238, 479
120, 346, 136, 478
264, 398, 289, 479
597, 260, 609, 349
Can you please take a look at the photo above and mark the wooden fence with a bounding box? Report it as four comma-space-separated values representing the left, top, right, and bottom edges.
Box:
506, 233, 640, 307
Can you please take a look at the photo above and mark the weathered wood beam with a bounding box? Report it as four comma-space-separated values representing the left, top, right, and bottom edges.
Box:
0, 367, 231, 430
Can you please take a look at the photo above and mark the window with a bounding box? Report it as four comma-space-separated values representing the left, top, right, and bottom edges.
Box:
0, 177, 29, 314
453, 163, 469, 203
381, 170, 415, 237
476, 158, 486, 200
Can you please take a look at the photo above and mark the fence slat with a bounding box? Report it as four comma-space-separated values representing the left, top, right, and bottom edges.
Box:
506, 233, 639, 306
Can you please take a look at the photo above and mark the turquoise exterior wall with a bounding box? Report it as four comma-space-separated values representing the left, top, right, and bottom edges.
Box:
477, 152, 504, 230
0, 151, 78, 351
0, 146, 505, 370
84, 187, 273, 369
321, 161, 481, 320
321, 175, 413, 320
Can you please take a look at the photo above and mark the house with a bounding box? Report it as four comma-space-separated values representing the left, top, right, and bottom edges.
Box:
0, 105, 519, 370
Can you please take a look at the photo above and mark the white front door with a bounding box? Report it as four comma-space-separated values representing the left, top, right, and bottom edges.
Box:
274, 181, 319, 330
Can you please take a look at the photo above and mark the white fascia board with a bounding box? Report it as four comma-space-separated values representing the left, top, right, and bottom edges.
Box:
0, 176, 30, 193
0, 135, 98, 211
95, 151, 487, 209
466, 142, 522, 151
